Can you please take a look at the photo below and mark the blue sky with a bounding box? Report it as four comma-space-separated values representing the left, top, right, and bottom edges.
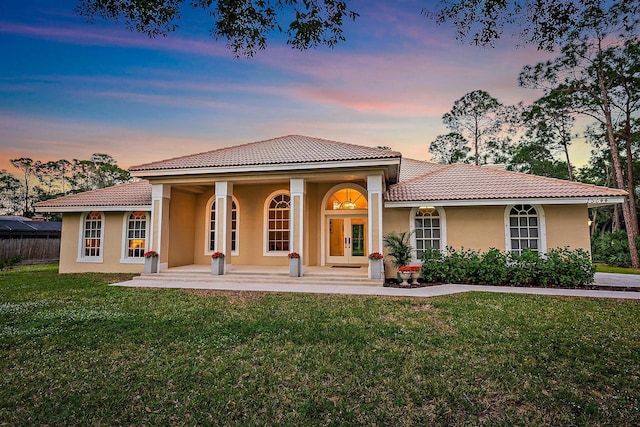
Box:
0, 0, 590, 175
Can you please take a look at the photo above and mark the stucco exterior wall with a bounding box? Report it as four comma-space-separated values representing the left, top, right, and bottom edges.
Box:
168, 189, 196, 267
544, 204, 591, 252
445, 206, 507, 252
58, 211, 147, 274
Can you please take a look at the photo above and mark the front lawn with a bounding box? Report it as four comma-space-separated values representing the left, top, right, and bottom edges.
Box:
595, 263, 640, 275
2, 265, 639, 426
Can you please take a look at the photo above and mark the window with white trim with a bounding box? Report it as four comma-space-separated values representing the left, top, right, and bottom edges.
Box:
508, 204, 540, 254
208, 199, 238, 253
125, 211, 148, 258
267, 193, 290, 252
83, 211, 103, 258
411, 207, 446, 260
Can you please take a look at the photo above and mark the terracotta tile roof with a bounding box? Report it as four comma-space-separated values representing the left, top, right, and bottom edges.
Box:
399, 158, 445, 182
386, 163, 628, 202
34, 180, 152, 209
129, 135, 401, 171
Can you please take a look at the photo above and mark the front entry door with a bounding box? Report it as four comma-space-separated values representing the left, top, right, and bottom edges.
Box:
326, 216, 368, 264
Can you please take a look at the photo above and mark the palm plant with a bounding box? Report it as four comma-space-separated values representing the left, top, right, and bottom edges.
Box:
383, 231, 413, 268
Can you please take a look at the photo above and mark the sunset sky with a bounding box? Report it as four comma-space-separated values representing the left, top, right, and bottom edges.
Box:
0, 0, 592, 176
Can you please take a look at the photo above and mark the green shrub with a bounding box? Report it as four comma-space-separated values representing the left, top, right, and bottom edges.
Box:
591, 231, 640, 267
508, 249, 543, 287
473, 248, 508, 285
420, 247, 445, 283
541, 247, 595, 288
419, 247, 594, 288
0, 254, 23, 271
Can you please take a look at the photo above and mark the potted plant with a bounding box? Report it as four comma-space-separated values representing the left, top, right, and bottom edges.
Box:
288, 251, 301, 277
143, 250, 158, 274
383, 231, 413, 281
211, 251, 225, 275
368, 252, 384, 279
398, 265, 420, 286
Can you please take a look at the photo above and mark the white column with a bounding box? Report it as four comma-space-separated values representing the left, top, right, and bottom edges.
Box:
367, 175, 384, 279
290, 178, 306, 274
151, 184, 171, 273
214, 181, 233, 273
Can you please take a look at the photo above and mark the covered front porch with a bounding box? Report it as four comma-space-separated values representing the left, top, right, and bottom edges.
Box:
146, 171, 388, 279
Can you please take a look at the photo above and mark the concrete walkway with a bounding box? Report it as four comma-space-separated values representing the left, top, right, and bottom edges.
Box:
113, 275, 640, 300
594, 272, 640, 288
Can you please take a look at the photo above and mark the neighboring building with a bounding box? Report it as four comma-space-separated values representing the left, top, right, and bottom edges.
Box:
0, 216, 62, 261
35, 135, 626, 277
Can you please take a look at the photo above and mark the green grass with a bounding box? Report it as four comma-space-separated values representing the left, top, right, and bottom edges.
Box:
2, 264, 640, 426
595, 263, 640, 275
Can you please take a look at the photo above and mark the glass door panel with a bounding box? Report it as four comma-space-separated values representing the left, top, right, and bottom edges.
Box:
351, 219, 366, 257
329, 218, 345, 257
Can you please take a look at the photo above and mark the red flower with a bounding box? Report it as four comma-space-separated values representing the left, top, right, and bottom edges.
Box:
368, 252, 384, 260
211, 252, 225, 259
288, 252, 300, 259
398, 265, 420, 272
143, 250, 158, 258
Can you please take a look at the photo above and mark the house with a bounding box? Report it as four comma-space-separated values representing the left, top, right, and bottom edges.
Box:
34, 135, 626, 278
0, 216, 62, 261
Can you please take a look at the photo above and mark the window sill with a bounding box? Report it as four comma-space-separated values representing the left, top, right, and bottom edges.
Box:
120, 258, 145, 264
76, 257, 103, 263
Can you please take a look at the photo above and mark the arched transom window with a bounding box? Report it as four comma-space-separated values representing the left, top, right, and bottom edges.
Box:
508, 204, 540, 254
325, 188, 367, 210
267, 193, 290, 252
209, 199, 238, 253
126, 211, 147, 258
83, 211, 102, 258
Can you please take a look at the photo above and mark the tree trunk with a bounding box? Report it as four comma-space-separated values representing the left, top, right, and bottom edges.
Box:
612, 204, 621, 231
590, 208, 598, 237
598, 65, 640, 267
624, 112, 638, 237
563, 142, 573, 181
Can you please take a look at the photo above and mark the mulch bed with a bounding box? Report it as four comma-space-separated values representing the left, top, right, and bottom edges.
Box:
384, 280, 442, 288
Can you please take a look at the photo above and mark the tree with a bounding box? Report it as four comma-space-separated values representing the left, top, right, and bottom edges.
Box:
10, 158, 36, 216
76, 0, 359, 57
0, 170, 21, 215
428, 132, 470, 164
427, 0, 640, 267
521, 93, 576, 180
507, 139, 569, 180
68, 154, 130, 192
441, 90, 511, 166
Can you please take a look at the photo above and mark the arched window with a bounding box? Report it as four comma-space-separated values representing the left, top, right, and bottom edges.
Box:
125, 211, 148, 259
411, 207, 446, 260
208, 199, 238, 254
266, 192, 290, 253
506, 204, 545, 255
82, 211, 103, 259
325, 187, 367, 210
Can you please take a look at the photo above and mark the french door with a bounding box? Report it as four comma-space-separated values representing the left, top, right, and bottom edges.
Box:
326, 216, 368, 264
